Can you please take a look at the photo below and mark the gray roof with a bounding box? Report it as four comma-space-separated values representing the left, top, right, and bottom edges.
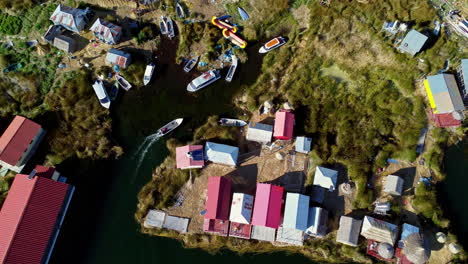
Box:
459, 59, 468, 93
383, 175, 404, 196
251, 225, 276, 242
378, 242, 395, 259
205, 142, 239, 166
246, 122, 273, 144
162, 215, 189, 233
336, 216, 362, 247
403, 233, 431, 264
275, 226, 304, 246
398, 29, 428, 56
295, 136, 312, 154
305, 207, 328, 238
143, 209, 166, 228
106, 48, 131, 67
53, 35, 75, 53
361, 216, 398, 244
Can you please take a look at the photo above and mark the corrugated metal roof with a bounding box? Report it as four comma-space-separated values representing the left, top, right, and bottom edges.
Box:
90, 18, 122, 44
205, 142, 239, 166
426, 74, 464, 113
229, 193, 253, 224
398, 29, 428, 56
282, 193, 309, 230
0, 116, 42, 166
273, 111, 294, 140
162, 215, 189, 233
0, 174, 71, 263
144, 210, 166, 228
383, 175, 404, 196
313, 166, 338, 191
295, 136, 312, 154
50, 4, 87, 32
251, 183, 284, 229
305, 207, 326, 236
336, 216, 362, 247
176, 145, 204, 169
204, 176, 231, 220
246, 122, 273, 144
361, 216, 398, 244
461, 59, 468, 91
106, 48, 131, 68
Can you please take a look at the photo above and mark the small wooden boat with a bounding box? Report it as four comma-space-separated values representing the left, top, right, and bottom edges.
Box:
183, 56, 199, 72
109, 81, 119, 101
156, 118, 184, 137
225, 55, 238, 82
237, 7, 250, 21
222, 29, 247, 48
176, 3, 185, 19
187, 70, 221, 92
259, 37, 286, 53
143, 62, 155, 85
92, 80, 111, 109
218, 118, 247, 127
167, 17, 175, 39
160, 16, 168, 35
116, 75, 132, 91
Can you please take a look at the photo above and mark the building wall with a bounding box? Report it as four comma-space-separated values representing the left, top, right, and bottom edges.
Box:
12, 129, 46, 173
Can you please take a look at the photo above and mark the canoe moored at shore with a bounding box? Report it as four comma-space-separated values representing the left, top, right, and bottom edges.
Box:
218, 118, 247, 127
183, 56, 199, 73
176, 3, 185, 19
225, 55, 238, 82
143, 62, 155, 85
92, 80, 111, 109
211, 15, 238, 33
160, 16, 168, 35
222, 29, 247, 49
167, 17, 175, 39
109, 81, 119, 101
187, 70, 221, 92
156, 118, 184, 137
116, 75, 132, 91
259, 37, 286, 53
237, 7, 250, 21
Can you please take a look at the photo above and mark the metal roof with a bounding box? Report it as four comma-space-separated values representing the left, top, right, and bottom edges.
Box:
246, 122, 273, 144
90, 18, 122, 44
275, 226, 304, 246
251, 225, 276, 242
383, 175, 404, 196
313, 166, 338, 191
295, 136, 312, 153
336, 216, 362, 247
204, 176, 232, 220
205, 142, 239, 166
176, 145, 204, 169
273, 111, 294, 140
229, 193, 254, 224
398, 29, 428, 56
459, 59, 468, 93
282, 193, 310, 230
144, 210, 166, 228
50, 4, 87, 32
305, 207, 327, 237
425, 74, 464, 113
251, 183, 284, 229
162, 215, 189, 233
106, 48, 131, 68
361, 216, 398, 244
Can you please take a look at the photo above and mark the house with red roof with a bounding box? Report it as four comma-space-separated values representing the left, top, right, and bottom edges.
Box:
90, 18, 123, 45
106, 48, 132, 69
203, 176, 232, 236
273, 110, 295, 140
0, 167, 75, 264
251, 183, 284, 229
0, 116, 46, 173
175, 145, 204, 169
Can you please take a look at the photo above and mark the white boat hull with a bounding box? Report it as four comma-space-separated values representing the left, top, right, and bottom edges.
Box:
187, 70, 221, 92
143, 64, 155, 86
92, 80, 111, 109
157, 118, 184, 137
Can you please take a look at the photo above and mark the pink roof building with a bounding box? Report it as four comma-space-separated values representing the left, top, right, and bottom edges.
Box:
176, 145, 205, 169
204, 177, 232, 220
273, 110, 294, 140
0, 168, 74, 264
251, 183, 284, 229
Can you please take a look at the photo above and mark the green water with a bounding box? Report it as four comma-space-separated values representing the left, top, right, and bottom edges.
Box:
441, 140, 468, 248
50, 43, 314, 263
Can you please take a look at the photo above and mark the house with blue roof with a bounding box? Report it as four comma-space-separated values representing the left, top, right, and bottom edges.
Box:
305, 207, 328, 238
282, 193, 310, 231
295, 136, 312, 154
457, 59, 468, 104
204, 142, 239, 167
397, 29, 428, 56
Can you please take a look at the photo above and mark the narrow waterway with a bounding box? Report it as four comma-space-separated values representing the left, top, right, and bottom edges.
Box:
50, 41, 314, 263
440, 140, 468, 248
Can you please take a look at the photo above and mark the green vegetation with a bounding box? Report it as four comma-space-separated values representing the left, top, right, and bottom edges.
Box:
0, 0, 38, 10
133, 25, 157, 44
121, 61, 145, 87
0, 175, 13, 208
0, 13, 22, 35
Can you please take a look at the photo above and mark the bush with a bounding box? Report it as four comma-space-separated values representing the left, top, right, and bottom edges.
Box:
0, 13, 22, 35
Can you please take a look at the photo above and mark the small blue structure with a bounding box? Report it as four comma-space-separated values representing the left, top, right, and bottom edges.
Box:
295, 136, 312, 154
387, 159, 399, 164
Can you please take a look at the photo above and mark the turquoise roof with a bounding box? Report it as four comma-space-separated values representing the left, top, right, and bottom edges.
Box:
461, 59, 468, 90
398, 29, 428, 56
427, 74, 448, 94
283, 193, 310, 231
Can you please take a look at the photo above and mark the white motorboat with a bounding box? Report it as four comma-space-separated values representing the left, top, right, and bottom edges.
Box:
183, 56, 199, 72
218, 118, 247, 127
143, 62, 155, 86
92, 80, 111, 109
116, 75, 132, 91
259, 37, 287, 53
167, 17, 175, 39
160, 16, 168, 35
186, 70, 221, 92
156, 118, 184, 137
225, 55, 238, 82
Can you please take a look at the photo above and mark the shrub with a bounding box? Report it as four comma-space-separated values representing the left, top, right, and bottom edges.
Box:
0, 13, 22, 35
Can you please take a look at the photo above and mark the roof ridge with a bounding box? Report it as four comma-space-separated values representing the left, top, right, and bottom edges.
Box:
2, 175, 38, 261
0, 116, 26, 154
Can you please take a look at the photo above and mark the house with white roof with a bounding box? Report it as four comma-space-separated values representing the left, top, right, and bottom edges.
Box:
204, 142, 239, 167
397, 29, 428, 56
336, 216, 362, 247
313, 166, 338, 191
295, 136, 312, 154
282, 193, 310, 231
229, 193, 254, 224
383, 175, 404, 196
50, 4, 90, 33
246, 122, 273, 144
90, 18, 123, 45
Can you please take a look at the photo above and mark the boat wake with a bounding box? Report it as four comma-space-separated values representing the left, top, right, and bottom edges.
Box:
132, 133, 162, 182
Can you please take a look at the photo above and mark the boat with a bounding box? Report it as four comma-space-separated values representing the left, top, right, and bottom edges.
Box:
183, 56, 199, 72
225, 55, 238, 82
218, 118, 247, 127
237, 7, 250, 21
176, 3, 185, 19
211, 15, 238, 33
259, 37, 286, 53
167, 16, 175, 39
160, 16, 168, 35
109, 81, 119, 101
116, 75, 132, 91
186, 70, 221, 92
156, 118, 184, 137
92, 80, 111, 109
222, 29, 247, 48
143, 62, 155, 85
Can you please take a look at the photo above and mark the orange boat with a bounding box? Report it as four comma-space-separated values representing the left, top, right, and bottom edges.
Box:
211, 16, 238, 33
259, 37, 286, 53
222, 29, 247, 49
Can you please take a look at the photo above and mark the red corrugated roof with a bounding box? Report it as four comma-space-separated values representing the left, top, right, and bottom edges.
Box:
0, 116, 42, 166
34, 165, 56, 179
0, 173, 70, 263
430, 110, 462, 127
273, 111, 294, 140
251, 183, 284, 229
204, 177, 232, 220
